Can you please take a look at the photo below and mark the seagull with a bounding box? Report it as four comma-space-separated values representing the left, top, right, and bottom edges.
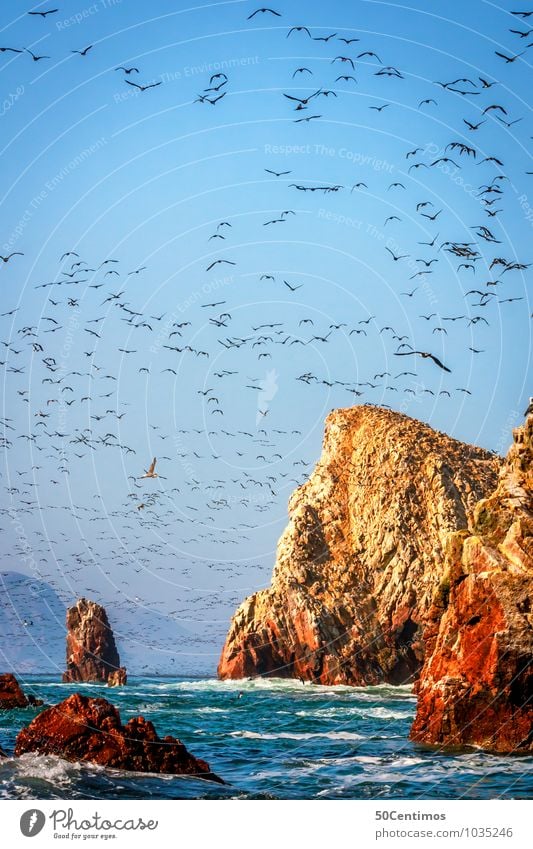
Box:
126, 80, 162, 92
394, 351, 451, 372
28, 9, 58, 17
25, 49, 50, 61
247, 8, 281, 19
72, 46, 94, 57
141, 458, 158, 479
0, 252, 24, 263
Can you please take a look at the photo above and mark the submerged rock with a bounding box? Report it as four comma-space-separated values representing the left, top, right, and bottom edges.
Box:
0, 673, 43, 710
62, 598, 127, 685
411, 410, 533, 753
219, 406, 499, 685
15, 693, 223, 782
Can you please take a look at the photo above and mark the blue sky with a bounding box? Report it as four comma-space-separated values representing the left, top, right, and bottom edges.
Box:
0, 0, 531, 673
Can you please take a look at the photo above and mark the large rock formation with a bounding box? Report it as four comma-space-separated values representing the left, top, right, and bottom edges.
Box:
0, 673, 43, 709
411, 411, 533, 753
63, 598, 127, 685
15, 693, 223, 782
219, 406, 500, 685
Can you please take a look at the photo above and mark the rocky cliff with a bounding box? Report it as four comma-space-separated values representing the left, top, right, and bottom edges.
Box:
219, 406, 500, 685
411, 411, 533, 752
63, 598, 127, 685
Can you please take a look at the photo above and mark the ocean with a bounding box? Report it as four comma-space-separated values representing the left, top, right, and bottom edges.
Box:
1, 676, 532, 800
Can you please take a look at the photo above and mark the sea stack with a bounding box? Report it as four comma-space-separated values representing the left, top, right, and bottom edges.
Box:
218, 406, 500, 685
411, 410, 533, 753
62, 598, 127, 685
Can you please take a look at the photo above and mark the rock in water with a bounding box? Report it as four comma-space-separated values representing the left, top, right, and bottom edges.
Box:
218, 406, 500, 685
15, 693, 223, 782
62, 598, 127, 685
0, 673, 43, 709
107, 668, 127, 687
411, 411, 533, 753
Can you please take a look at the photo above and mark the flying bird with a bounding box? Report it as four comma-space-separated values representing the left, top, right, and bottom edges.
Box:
247, 8, 281, 19
287, 26, 311, 38
126, 80, 162, 91
394, 351, 451, 372
28, 8, 58, 16
206, 259, 236, 271
141, 458, 159, 479
25, 49, 50, 61
72, 46, 94, 56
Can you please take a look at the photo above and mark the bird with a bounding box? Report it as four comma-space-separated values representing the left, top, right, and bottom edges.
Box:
72, 46, 94, 57
494, 49, 524, 63
0, 252, 24, 263
28, 9, 58, 17
25, 49, 50, 61
464, 119, 486, 131
358, 51, 382, 63
394, 351, 451, 372
247, 8, 281, 19
140, 458, 158, 479
115, 66, 140, 74
386, 248, 408, 261
287, 26, 311, 38
206, 259, 236, 271
125, 80, 162, 92
332, 55, 356, 69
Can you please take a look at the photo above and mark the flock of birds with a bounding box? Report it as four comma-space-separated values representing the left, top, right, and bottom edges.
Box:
0, 4, 530, 673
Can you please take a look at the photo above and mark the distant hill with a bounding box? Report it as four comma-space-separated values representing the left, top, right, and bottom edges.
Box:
0, 571, 66, 673
0, 571, 214, 677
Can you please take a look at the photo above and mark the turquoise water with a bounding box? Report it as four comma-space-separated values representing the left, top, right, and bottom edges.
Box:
1, 676, 532, 800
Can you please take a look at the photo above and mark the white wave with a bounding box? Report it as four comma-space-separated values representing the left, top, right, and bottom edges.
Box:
195, 706, 226, 713
0, 753, 88, 784
296, 706, 410, 719
229, 730, 364, 741
132, 677, 415, 697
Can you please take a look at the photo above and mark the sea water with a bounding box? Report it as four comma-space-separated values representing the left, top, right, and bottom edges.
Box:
1, 676, 532, 800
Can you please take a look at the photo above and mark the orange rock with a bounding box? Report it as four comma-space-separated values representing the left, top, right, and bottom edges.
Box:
411, 413, 533, 752
219, 406, 499, 685
15, 693, 223, 781
62, 598, 127, 685
0, 673, 43, 710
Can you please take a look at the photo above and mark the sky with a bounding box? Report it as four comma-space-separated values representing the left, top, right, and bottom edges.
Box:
0, 0, 531, 675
